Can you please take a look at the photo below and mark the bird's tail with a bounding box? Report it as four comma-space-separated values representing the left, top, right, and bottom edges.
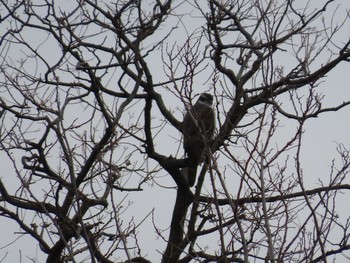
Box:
181, 165, 198, 187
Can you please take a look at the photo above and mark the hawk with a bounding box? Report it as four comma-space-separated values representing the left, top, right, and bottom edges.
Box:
182, 93, 215, 186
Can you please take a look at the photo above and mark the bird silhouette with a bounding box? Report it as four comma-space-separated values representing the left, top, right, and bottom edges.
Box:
182, 93, 215, 186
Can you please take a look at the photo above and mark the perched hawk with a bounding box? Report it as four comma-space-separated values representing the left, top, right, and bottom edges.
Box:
182, 93, 215, 186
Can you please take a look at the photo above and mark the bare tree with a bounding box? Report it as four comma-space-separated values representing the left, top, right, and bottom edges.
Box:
0, 0, 350, 262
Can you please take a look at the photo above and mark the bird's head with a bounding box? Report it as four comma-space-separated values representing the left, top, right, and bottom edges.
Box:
197, 93, 214, 107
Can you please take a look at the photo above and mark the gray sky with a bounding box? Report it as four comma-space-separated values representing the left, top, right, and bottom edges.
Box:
1, 1, 350, 262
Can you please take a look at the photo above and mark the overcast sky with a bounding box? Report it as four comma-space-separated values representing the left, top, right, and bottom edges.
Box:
1, 1, 350, 262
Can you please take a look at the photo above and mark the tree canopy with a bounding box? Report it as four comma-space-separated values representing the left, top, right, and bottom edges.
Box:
0, 0, 350, 262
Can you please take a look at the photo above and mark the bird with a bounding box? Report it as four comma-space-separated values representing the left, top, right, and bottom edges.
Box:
182, 93, 215, 186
